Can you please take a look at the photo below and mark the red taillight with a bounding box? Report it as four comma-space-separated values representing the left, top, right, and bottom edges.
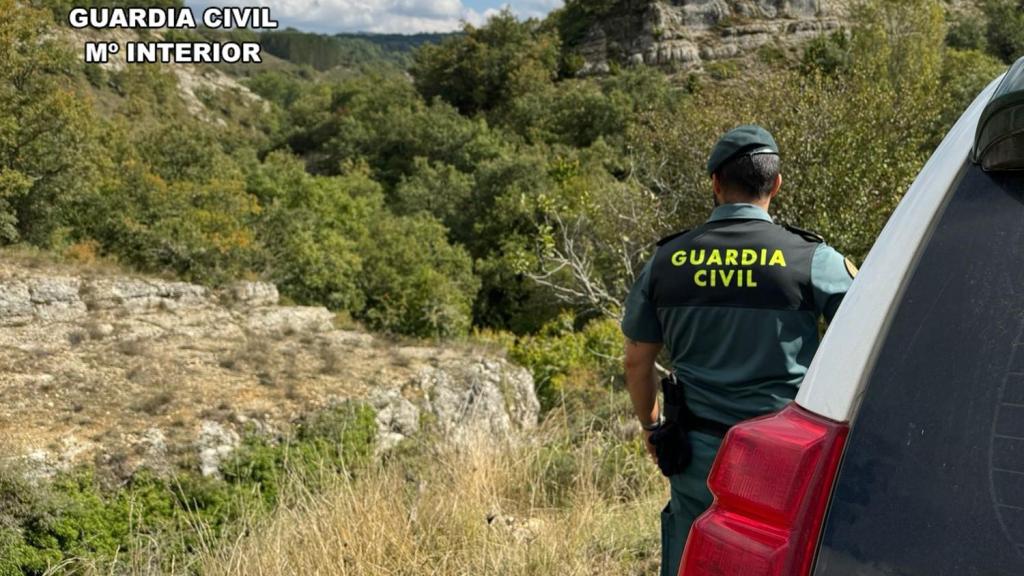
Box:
680, 403, 848, 576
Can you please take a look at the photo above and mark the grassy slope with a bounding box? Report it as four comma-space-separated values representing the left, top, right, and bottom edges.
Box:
202, 416, 663, 576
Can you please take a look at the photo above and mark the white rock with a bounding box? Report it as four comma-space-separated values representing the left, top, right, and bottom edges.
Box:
246, 306, 334, 335
0, 281, 33, 326
196, 420, 240, 477
226, 281, 279, 307
371, 388, 421, 450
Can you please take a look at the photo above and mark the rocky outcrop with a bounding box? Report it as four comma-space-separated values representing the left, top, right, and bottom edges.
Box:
370, 359, 537, 451
0, 262, 538, 480
574, 0, 844, 73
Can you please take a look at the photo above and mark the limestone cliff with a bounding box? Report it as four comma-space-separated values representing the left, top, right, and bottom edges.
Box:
0, 257, 538, 480
572, 0, 844, 73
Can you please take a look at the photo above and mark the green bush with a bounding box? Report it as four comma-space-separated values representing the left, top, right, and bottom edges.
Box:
983, 0, 1024, 62
507, 314, 622, 411
359, 213, 479, 338
552, 0, 621, 49
78, 153, 260, 285
393, 157, 475, 226
946, 10, 988, 52
801, 30, 852, 75
249, 152, 479, 338
412, 10, 560, 116
937, 48, 1006, 138
244, 70, 309, 108
252, 153, 378, 312
0, 402, 377, 574
223, 401, 378, 506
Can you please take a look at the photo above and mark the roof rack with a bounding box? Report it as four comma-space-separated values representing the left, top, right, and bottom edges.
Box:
973, 57, 1024, 171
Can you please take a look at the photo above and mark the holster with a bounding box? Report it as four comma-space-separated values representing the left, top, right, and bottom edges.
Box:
649, 374, 731, 478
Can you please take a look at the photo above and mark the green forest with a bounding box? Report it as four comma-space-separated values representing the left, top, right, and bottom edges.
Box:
3, 0, 1019, 342
0, 0, 1023, 572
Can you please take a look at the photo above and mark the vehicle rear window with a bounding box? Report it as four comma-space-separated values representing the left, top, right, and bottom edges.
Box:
814, 164, 1024, 575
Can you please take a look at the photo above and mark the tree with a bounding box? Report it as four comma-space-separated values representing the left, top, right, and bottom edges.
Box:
393, 157, 475, 227
252, 152, 376, 312
78, 146, 260, 284
411, 10, 560, 116
983, 0, 1024, 63
0, 0, 97, 245
251, 153, 479, 338
800, 30, 852, 76
359, 213, 479, 338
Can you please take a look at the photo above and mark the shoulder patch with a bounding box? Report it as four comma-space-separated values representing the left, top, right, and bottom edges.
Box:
845, 257, 859, 278
781, 223, 825, 244
656, 229, 690, 247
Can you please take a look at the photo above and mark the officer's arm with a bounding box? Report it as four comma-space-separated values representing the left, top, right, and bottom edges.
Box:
811, 243, 857, 324
625, 339, 663, 427
621, 255, 664, 427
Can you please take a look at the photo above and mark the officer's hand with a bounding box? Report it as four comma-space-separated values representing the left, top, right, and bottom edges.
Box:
643, 429, 658, 463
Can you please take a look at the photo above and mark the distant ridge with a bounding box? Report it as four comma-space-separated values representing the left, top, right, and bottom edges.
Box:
259, 29, 458, 70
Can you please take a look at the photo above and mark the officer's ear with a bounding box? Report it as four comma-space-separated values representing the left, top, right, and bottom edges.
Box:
768, 173, 782, 199
712, 173, 724, 201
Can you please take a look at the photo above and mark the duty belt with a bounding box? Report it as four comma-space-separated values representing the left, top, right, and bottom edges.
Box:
660, 374, 732, 438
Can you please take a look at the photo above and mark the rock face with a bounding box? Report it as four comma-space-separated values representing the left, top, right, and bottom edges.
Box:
0, 261, 538, 480
574, 0, 843, 73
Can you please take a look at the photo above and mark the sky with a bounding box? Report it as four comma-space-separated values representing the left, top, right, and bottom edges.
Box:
185, 0, 563, 34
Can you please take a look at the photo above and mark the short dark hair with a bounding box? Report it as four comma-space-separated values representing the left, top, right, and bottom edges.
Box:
714, 153, 781, 199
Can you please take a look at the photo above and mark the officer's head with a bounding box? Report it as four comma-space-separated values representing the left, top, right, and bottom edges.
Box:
707, 125, 782, 206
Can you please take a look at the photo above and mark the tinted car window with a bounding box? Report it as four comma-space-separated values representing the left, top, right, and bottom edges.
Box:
814, 164, 1024, 575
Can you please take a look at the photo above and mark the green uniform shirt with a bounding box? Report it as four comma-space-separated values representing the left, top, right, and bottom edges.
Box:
621, 203, 854, 425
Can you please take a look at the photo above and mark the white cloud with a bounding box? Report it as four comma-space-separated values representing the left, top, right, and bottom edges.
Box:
512, 0, 562, 19
188, 0, 465, 33
186, 0, 562, 34
390, 0, 463, 18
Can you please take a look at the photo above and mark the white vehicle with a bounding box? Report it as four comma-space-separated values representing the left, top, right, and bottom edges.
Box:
679, 57, 1024, 575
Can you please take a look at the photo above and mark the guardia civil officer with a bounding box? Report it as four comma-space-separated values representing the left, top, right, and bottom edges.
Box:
621, 125, 856, 576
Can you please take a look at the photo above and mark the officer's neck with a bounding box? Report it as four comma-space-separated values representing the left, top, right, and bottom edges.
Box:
717, 197, 772, 212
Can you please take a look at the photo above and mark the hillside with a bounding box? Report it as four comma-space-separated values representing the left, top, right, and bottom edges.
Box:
0, 254, 537, 481
258, 30, 455, 70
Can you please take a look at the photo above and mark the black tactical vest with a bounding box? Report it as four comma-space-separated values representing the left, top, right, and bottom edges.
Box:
649, 219, 822, 311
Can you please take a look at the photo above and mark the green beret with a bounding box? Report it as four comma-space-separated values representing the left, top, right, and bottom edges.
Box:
707, 124, 779, 176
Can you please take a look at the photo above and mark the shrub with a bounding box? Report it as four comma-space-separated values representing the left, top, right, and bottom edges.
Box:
75, 127, 260, 285
946, 10, 988, 52
253, 155, 378, 312
507, 314, 622, 412
801, 29, 852, 75
0, 402, 377, 574
203, 402, 662, 576
358, 213, 479, 338
983, 0, 1024, 62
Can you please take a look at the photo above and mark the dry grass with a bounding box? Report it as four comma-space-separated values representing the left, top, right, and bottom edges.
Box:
131, 389, 175, 415
201, 422, 664, 576
317, 342, 345, 375
0, 244, 123, 276
17, 399, 663, 576
219, 333, 275, 373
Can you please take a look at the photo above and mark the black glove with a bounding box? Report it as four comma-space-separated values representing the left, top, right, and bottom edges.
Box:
648, 420, 692, 477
